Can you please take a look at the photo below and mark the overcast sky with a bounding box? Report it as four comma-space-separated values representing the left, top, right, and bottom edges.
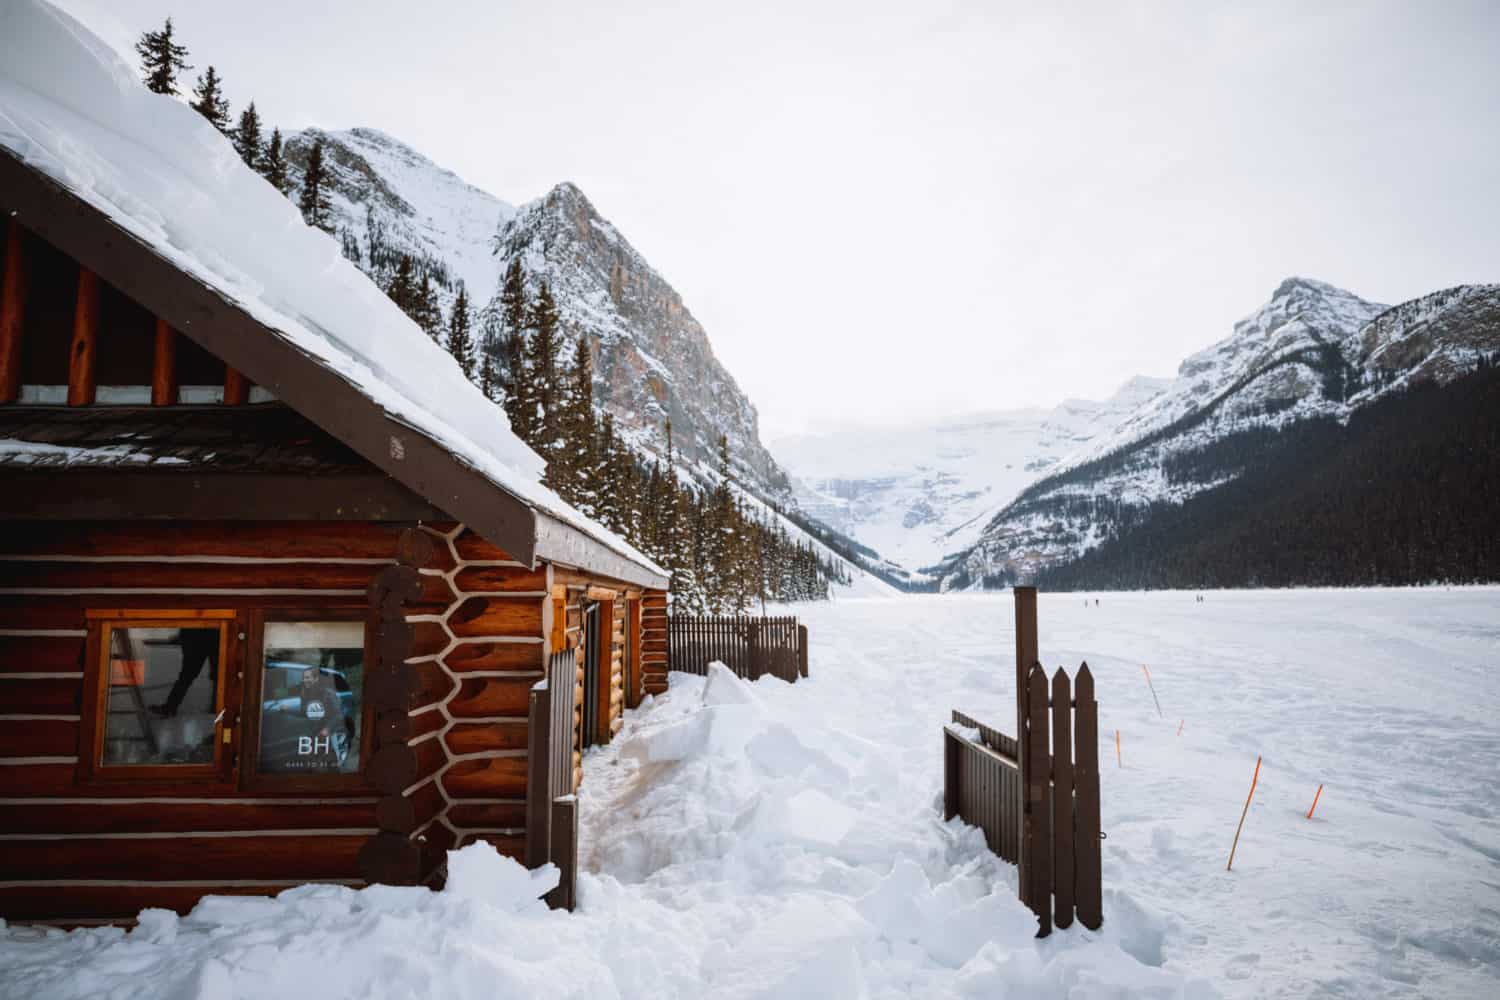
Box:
63, 0, 1500, 438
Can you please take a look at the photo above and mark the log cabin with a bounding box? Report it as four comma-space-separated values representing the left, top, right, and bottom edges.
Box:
0, 51, 670, 923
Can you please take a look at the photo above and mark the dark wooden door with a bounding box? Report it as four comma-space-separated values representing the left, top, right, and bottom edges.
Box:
581, 602, 599, 748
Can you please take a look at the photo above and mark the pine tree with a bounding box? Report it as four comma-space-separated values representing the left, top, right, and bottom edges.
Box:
136, 18, 191, 96
189, 66, 232, 134
447, 285, 475, 380
525, 280, 563, 457
414, 274, 441, 340
497, 260, 533, 439
706, 433, 737, 610
298, 136, 335, 233
231, 102, 263, 168
479, 351, 499, 402
339, 228, 361, 263
554, 334, 598, 505
385, 255, 416, 316
594, 413, 624, 527
260, 128, 290, 194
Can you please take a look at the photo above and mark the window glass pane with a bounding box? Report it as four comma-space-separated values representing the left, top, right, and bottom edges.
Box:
258, 621, 364, 775
102, 626, 220, 766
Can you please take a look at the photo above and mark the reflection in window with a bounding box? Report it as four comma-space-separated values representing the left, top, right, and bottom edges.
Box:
102, 625, 221, 766
258, 622, 364, 775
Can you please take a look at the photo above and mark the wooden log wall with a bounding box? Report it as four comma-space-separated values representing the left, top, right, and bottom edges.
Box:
0, 520, 414, 922
640, 588, 668, 696
0, 516, 661, 920
402, 524, 548, 879
545, 573, 642, 790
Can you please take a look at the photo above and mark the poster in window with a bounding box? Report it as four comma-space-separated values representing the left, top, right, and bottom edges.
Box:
257, 621, 364, 774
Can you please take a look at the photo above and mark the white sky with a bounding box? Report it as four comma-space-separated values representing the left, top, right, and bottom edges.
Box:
62, 0, 1500, 437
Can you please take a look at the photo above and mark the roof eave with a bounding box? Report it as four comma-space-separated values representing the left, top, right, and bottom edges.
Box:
534, 512, 670, 591
1, 149, 540, 562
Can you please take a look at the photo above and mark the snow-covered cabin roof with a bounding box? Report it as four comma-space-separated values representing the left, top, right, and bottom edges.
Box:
0, 0, 665, 589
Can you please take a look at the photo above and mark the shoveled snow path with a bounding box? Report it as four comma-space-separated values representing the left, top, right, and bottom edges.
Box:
577, 590, 1500, 998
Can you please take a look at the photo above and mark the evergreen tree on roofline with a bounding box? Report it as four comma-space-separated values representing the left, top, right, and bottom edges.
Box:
189, 66, 232, 134
447, 285, 475, 380
297, 136, 335, 233
232, 101, 263, 168
136, 17, 191, 96
260, 128, 290, 194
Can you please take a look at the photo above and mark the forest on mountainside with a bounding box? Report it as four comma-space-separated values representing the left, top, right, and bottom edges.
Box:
133, 17, 846, 609
1036, 359, 1500, 590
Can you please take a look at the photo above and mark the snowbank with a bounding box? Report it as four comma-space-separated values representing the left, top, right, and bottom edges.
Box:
0, 658, 1192, 1000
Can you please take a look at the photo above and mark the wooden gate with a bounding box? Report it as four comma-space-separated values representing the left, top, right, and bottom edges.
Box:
942, 587, 1103, 935
525, 648, 580, 910
667, 614, 808, 682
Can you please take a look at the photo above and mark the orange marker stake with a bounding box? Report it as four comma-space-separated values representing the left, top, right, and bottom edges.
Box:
1227, 755, 1262, 871
1115, 729, 1122, 767
1141, 665, 1163, 718
1176, 719, 1184, 737
1306, 783, 1324, 819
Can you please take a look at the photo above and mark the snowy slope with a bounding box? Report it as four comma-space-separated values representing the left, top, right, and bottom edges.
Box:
775, 376, 1170, 570
284, 127, 516, 305
7, 590, 1497, 998
937, 279, 1500, 587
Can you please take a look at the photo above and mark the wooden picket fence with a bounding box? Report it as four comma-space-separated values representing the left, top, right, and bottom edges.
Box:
667, 614, 808, 683
942, 588, 1103, 936
525, 648, 580, 911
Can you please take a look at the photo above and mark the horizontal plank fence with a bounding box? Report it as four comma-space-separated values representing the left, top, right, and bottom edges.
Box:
667, 615, 808, 683
944, 717, 1021, 862
942, 587, 1102, 937
525, 648, 579, 911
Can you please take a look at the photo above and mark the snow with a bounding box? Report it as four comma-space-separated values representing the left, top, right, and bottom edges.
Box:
0, 0, 659, 579
288, 125, 516, 304
10, 590, 1494, 998
773, 376, 1170, 571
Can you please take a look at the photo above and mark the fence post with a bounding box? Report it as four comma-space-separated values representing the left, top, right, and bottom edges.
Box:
545, 795, 578, 911
943, 728, 961, 821
524, 682, 553, 869
797, 624, 809, 678
1074, 663, 1102, 930
1023, 663, 1053, 936
747, 618, 763, 680
1014, 586, 1038, 909
1015, 586, 1038, 742
1051, 668, 1075, 929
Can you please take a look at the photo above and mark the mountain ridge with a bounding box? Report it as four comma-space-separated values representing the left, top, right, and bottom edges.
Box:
934, 277, 1500, 589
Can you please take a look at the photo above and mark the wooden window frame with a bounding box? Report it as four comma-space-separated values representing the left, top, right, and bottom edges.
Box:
78, 608, 236, 787
238, 607, 377, 794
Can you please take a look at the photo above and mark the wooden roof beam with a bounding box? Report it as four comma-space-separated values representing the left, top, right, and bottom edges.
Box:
151, 318, 176, 407
67, 265, 98, 406
0, 218, 27, 403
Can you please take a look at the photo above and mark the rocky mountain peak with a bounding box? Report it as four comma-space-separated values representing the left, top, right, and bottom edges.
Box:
491, 184, 784, 493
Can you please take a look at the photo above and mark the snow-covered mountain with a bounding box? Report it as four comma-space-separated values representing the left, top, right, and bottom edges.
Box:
773, 376, 1170, 572
284, 128, 785, 497
489, 182, 785, 492
284, 127, 514, 307
935, 278, 1500, 588
279, 127, 895, 591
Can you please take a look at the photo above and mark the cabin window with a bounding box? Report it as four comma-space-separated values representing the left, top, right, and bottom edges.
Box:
89, 613, 231, 775
251, 619, 369, 779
